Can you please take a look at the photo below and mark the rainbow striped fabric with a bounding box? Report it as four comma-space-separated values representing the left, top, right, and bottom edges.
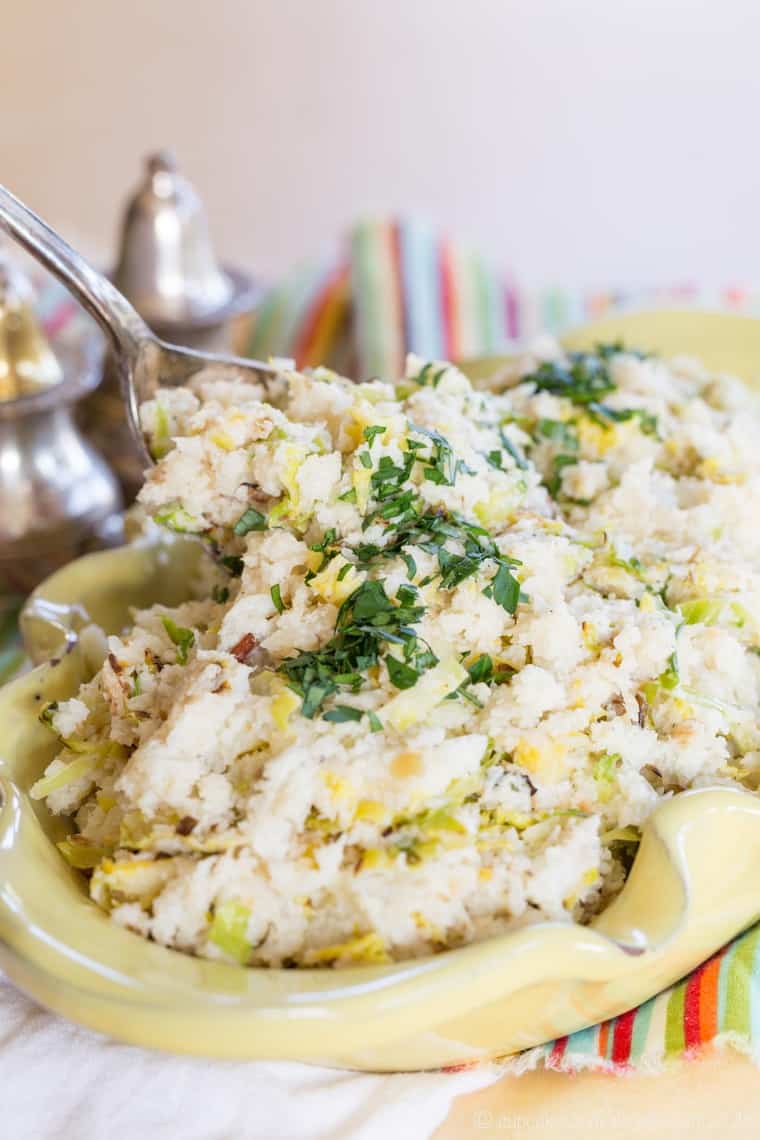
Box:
496, 923, 760, 1074
247, 217, 760, 380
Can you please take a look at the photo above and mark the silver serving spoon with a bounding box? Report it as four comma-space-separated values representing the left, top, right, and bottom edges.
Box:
0, 184, 277, 468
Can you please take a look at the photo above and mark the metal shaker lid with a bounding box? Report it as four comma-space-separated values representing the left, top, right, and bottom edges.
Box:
0, 251, 63, 402
112, 151, 237, 327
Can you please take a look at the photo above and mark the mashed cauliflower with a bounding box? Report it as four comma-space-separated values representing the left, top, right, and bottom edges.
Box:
35, 344, 760, 967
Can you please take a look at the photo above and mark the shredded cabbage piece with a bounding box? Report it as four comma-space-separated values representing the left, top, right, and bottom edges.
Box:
30, 754, 97, 800
208, 899, 252, 964
57, 839, 113, 869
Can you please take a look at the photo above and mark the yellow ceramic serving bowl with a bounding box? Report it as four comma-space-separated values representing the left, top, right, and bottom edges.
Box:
3, 311, 760, 1071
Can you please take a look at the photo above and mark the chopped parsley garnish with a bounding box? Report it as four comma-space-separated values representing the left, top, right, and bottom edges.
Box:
547, 454, 578, 497
279, 579, 431, 717
270, 584, 286, 613
609, 550, 646, 579
537, 419, 579, 451
520, 345, 657, 467
498, 428, 528, 470
234, 507, 267, 535
323, 705, 363, 723
595, 340, 649, 361
354, 506, 522, 614
523, 344, 656, 446
415, 362, 449, 387
522, 349, 617, 406
386, 655, 420, 690
484, 562, 521, 612
466, 654, 493, 684
586, 404, 658, 435
363, 425, 387, 447
409, 424, 468, 487
305, 528, 338, 580
279, 417, 525, 719
161, 617, 195, 664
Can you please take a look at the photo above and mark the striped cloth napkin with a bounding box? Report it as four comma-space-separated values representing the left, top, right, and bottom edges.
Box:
247, 217, 760, 381
4, 232, 760, 1077
481, 926, 760, 1075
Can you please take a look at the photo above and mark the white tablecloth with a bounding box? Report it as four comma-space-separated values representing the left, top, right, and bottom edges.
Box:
0, 976, 500, 1139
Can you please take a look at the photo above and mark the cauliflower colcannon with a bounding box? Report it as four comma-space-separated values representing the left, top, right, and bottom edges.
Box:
35, 344, 760, 967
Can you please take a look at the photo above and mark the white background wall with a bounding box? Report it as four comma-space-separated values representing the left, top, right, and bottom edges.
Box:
3, 0, 759, 288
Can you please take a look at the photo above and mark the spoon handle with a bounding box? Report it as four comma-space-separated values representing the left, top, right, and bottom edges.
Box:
0, 184, 150, 356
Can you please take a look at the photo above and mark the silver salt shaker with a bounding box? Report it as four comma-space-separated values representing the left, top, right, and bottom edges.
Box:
81, 151, 261, 498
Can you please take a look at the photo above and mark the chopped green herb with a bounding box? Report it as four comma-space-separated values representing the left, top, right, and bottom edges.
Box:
271, 584, 286, 613
276, 415, 526, 717
310, 528, 337, 552
305, 528, 339, 580
363, 425, 387, 447
410, 424, 466, 487
400, 551, 417, 580
279, 579, 429, 718
537, 419, 579, 450
608, 549, 646, 580
595, 341, 649, 360
498, 428, 528, 470
466, 654, 493, 684
587, 403, 658, 436
386, 655, 420, 690
547, 453, 578, 497
338, 487, 358, 503
323, 705, 364, 723
523, 351, 616, 406
415, 362, 449, 387
367, 710, 383, 732
485, 561, 521, 614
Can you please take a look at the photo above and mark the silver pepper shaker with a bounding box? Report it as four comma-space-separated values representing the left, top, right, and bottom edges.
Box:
0, 253, 122, 593
81, 151, 261, 498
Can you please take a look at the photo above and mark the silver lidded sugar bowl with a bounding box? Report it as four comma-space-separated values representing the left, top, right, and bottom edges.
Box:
0, 252, 122, 593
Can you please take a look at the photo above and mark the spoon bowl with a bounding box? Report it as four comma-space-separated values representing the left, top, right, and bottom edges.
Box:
0, 185, 277, 468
